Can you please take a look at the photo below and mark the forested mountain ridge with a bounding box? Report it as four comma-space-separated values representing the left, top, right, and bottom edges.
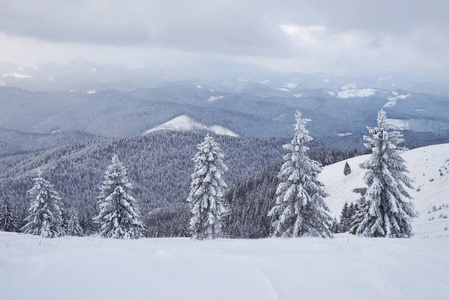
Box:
2, 84, 449, 148
0, 132, 287, 220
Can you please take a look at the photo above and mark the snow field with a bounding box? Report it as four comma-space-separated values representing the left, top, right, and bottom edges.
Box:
1, 232, 448, 300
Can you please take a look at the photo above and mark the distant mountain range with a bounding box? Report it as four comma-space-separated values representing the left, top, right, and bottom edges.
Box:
1, 80, 449, 152
2, 60, 449, 96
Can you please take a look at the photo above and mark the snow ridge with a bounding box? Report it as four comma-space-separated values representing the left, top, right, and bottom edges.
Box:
143, 115, 239, 137
337, 88, 376, 98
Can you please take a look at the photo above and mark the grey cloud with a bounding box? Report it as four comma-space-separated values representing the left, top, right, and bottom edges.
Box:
0, 0, 448, 77
0, 0, 293, 57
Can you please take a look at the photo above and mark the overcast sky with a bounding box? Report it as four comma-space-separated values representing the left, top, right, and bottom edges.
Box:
0, 0, 448, 78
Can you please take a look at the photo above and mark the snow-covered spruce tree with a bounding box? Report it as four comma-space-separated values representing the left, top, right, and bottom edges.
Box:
22, 171, 65, 238
338, 202, 351, 232
67, 210, 84, 236
268, 110, 334, 238
187, 135, 229, 240
351, 109, 415, 238
344, 161, 352, 176
96, 155, 144, 239
0, 181, 18, 232
81, 211, 98, 236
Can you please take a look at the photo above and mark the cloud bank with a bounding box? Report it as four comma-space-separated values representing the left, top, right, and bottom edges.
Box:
0, 0, 448, 78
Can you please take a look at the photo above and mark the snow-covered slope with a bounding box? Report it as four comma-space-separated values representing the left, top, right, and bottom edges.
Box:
337, 88, 376, 98
320, 143, 449, 238
0, 233, 448, 300
142, 115, 239, 137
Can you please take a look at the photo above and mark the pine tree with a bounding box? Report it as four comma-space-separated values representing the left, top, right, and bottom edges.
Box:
351, 110, 415, 238
0, 181, 18, 232
344, 161, 351, 176
268, 110, 334, 238
339, 202, 351, 232
22, 171, 65, 238
67, 210, 84, 236
81, 211, 98, 236
96, 154, 144, 239
187, 135, 229, 240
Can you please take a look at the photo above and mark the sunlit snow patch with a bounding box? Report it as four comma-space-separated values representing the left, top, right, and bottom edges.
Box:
87, 90, 96, 94
259, 79, 271, 84
207, 96, 224, 102
387, 119, 410, 130
337, 133, 353, 137
323, 78, 330, 83
275, 88, 290, 92
337, 89, 376, 98
328, 91, 336, 96
384, 92, 410, 107
143, 115, 239, 137
284, 82, 298, 89
293, 93, 304, 98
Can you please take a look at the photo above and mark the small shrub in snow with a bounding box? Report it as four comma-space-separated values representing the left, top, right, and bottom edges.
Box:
343, 161, 352, 176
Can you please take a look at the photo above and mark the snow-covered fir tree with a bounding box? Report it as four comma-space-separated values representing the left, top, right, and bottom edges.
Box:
96, 154, 144, 239
81, 211, 98, 236
187, 135, 229, 240
22, 171, 65, 238
67, 210, 84, 236
268, 110, 334, 238
351, 109, 415, 238
339, 202, 351, 232
0, 181, 18, 232
344, 161, 352, 176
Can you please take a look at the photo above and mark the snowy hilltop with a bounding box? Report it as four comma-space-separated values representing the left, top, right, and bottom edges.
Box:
320, 143, 449, 238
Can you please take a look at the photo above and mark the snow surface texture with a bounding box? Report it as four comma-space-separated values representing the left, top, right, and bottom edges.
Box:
319, 143, 449, 238
0, 233, 448, 300
142, 115, 239, 137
